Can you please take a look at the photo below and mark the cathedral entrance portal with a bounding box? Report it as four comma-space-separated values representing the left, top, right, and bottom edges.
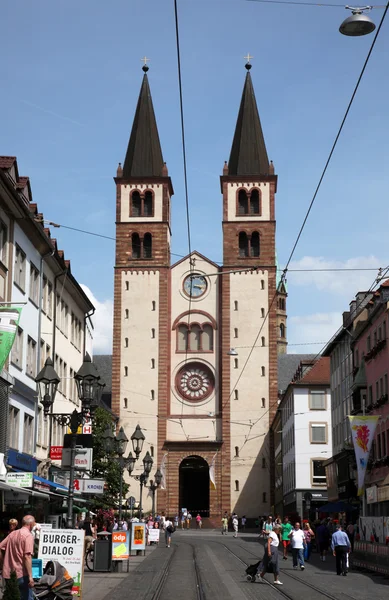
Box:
179, 456, 210, 518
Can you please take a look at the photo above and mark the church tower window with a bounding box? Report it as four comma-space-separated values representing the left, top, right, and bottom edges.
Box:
125, 337, 129, 347
177, 324, 188, 351
202, 324, 214, 351
239, 232, 249, 257
235, 446, 239, 457
143, 233, 152, 258
280, 323, 285, 338
261, 336, 265, 346
144, 191, 153, 216
250, 232, 260, 257
189, 324, 201, 351
235, 480, 240, 491
131, 233, 141, 259
250, 189, 260, 215
131, 191, 141, 216
238, 189, 248, 215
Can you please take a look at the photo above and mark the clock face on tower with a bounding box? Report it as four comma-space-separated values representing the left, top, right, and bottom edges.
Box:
183, 274, 207, 298
176, 362, 214, 402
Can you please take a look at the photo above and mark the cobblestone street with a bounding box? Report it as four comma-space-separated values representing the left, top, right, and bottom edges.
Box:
84, 531, 389, 600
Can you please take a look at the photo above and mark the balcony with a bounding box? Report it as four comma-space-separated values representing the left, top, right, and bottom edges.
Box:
365, 338, 387, 362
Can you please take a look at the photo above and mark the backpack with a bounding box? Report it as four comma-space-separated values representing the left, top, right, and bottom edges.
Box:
166, 524, 176, 534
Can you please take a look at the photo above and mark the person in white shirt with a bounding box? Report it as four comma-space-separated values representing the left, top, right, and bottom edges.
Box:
288, 522, 306, 570
232, 515, 239, 538
163, 518, 174, 548
257, 524, 283, 585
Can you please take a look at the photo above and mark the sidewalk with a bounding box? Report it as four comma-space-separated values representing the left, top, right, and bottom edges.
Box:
82, 546, 157, 600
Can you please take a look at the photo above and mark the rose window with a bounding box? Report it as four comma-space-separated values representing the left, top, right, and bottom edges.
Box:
176, 362, 214, 402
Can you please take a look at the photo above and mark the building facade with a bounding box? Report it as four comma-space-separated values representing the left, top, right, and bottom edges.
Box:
0, 157, 94, 475
278, 357, 331, 519
112, 64, 285, 519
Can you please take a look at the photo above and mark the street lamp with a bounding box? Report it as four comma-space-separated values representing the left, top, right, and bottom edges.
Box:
131, 424, 145, 459
149, 469, 162, 518
36, 354, 104, 528
339, 6, 376, 36
102, 425, 137, 522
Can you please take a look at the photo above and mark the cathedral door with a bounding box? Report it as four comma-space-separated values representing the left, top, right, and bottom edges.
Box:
179, 455, 210, 518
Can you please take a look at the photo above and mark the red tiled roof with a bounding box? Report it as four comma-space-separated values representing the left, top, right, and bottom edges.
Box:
16, 176, 29, 188
295, 356, 330, 385
0, 156, 16, 169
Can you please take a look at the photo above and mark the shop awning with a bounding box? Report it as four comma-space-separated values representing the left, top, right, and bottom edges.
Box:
0, 480, 49, 500
319, 501, 357, 513
33, 475, 68, 491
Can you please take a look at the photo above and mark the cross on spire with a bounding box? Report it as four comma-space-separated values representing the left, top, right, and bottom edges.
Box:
244, 53, 253, 63
141, 56, 150, 65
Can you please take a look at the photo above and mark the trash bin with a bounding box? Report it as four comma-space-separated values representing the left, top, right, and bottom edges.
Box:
93, 539, 112, 572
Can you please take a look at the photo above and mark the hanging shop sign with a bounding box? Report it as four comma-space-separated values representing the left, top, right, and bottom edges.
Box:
50, 446, 63, 461
4, 490, 29, 505
130, 523, 146, 551
366, 486, 378, 504
39, 528, 85, 596
67, 479, 105, 494
6, 472, 33, 488
61, 448, 92, 470
7, 449, 38, 472
112, 531, 130, 561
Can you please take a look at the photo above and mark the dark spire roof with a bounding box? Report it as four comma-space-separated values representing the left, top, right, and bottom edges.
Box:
122, 70, 164, 178
228, 69, 269, 176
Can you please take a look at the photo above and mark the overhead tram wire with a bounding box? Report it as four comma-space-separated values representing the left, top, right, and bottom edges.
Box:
246, 0, 386, 7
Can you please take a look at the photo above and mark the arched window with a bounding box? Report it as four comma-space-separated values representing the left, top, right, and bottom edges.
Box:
125, 281, 129, 290
250, 189, 260, 215
235, 480, 240, 491
150, 445, 154, 457
132, 233, 141, 259
125, 309, 129, 319
144, 191, 153, 216
177, 324, 188, 351
239, 232, 249, 257
235, 446, 239, 457
238, 189, 248, 215
143, 233, 152, 258
124, 366, 128, 376
261, 336, 265, 347
189, 324, 201, 351
131, 191, 141, 217
151, 328, 155, 339
202, 324, 214, 351
124, 398, 128, 408
124, 337, 129, 348
234, 328, 238, 339
280, 323, 285, 338
251, 231, 260, 257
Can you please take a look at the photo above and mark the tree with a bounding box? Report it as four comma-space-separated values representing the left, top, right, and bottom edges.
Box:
91, 407, 129, 510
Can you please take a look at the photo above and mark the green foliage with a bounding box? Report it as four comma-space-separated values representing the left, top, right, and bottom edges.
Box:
3, 571, 20, 600
91, 407, 129, 509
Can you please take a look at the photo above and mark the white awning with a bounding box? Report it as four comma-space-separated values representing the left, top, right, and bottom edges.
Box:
0, 480, 49, 500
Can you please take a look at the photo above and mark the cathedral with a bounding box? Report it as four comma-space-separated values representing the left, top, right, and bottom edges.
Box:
111, 63, 287, 520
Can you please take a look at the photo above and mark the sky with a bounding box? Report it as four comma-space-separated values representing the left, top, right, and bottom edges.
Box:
1, 0, 388, 354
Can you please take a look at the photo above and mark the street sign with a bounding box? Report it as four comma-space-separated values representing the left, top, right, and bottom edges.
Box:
6, 472, 33, 488
82, 417, 92, 435
50, 446, 63, 461
61, 448, 93, 470
127, 496, 136, 509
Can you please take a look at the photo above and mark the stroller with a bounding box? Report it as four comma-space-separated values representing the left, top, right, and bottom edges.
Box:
34, 561, 74, 600
245, 559, 273, 582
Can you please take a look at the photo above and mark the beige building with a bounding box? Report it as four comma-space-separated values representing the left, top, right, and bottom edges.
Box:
112, 64, 286, 520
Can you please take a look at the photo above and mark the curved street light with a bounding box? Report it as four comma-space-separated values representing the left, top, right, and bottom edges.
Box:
339, 6, 376, 36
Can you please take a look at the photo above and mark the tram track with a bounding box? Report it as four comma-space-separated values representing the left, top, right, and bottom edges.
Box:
219, 542, 357, 600
150, 542, 205, 600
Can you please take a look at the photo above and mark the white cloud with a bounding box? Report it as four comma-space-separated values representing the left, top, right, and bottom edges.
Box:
81, 285, 113, 355
288, 255, 384, 297
288, 312, 342, 354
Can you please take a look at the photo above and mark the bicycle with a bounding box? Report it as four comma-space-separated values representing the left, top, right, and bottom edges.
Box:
85, 541, 95, 572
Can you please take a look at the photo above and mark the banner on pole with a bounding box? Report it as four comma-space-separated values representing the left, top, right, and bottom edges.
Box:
348, 415, 380, 496
209, 452, 217, 490
159, 453, 168, 490
0, 306, 22, 370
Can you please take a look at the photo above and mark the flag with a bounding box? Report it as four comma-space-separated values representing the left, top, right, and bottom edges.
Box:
159, 453, 168, 490
0, 307, 22, 371
349, 415, 380, 496
209, 453, 217, 490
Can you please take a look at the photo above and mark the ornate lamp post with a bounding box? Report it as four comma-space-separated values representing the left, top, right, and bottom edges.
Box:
102, 425, 136, 522
149, 469, 162, 518
36, 353, 104, 528
138, 451, 153, 519
131, 424, 145, 459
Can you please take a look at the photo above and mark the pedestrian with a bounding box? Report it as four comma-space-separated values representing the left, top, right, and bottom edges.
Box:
186, 512, 192, 530
8, 519, 18, 534
164, 517, 175, 548
346, 522, 355, 552
181, 513, 186, 530
241, 515, 247, 531
122, 520, 128, 531
232, 515, 239, 538
174, 515, 179, 529
0, 514, 35, 600
316, 520, 330, 561
281, 516, 292, 560
331, 524, 351, 576
289, 522, 306, 570
196, 514, 202, 529
257, 524, 283, 585
262, 515, 273, 537
303, 522, 315, 561
80, 515, 95, 553
221, 513, 228, 535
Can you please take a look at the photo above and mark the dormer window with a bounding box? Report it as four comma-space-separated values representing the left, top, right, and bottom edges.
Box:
130, 190, 154, 217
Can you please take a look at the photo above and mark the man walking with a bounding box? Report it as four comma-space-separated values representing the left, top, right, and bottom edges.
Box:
331, 524, 351, 576
281, 516, 292, 560
221, 512, 228, 535
288, 522, 306, 570
0, 514, 35, 600
232, 514, 239, 538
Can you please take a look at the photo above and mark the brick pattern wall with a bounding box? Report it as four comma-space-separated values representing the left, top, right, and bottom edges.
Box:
219, 270, 232, 515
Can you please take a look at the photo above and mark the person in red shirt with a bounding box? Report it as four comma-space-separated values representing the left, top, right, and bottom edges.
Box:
0, 514, 35, 600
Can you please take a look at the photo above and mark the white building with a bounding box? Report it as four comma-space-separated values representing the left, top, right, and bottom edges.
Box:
0, 156, 94, 474
280, 357, 332, 519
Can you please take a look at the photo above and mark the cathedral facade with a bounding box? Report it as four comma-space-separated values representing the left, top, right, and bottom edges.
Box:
111, 64, 287, 520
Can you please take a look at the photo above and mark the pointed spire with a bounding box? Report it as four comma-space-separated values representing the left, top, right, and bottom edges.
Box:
122, 67, 164, 178
228, 67, 270, 176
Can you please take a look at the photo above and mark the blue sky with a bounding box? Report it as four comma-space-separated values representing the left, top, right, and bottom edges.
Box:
1, 0, 388, 353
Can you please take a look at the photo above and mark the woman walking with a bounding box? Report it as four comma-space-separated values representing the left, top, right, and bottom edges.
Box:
303, 522, 315, 561
257, 524, 283, 585
196, 514, 202, 529
164, 517, 175, 548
